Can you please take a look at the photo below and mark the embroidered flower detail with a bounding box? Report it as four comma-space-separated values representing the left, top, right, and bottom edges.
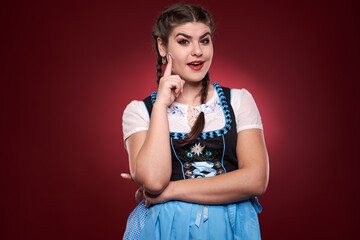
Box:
167, 105, 185, 117
191, 143, 205, 156
205, 151, 212, 156
187, 152, 193, 158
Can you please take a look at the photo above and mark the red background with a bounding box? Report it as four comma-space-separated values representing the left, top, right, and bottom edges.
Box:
1, 0, 359, 239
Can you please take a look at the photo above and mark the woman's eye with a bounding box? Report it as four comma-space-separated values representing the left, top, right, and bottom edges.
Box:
201, 38, 210, 44
178, 40, 189, 45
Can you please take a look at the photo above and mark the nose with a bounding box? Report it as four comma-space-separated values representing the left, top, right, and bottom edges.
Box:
191, 43, 203, 57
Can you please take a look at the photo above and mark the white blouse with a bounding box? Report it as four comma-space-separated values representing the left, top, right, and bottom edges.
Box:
122, 88, 263, 142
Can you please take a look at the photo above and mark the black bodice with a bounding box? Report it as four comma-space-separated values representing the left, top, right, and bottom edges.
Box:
143, 83, 239, 181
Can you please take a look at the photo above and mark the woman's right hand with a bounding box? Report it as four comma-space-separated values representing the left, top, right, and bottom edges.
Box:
156, 54, 185, 107
124, 55, 178, 194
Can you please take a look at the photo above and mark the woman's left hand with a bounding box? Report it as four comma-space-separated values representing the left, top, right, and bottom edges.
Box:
143, 187, 171, 208
121, 172, 172, 207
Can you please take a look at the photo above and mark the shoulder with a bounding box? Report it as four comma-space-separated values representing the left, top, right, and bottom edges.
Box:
122, 100, 150, 141
212, 84, 255, 108
229, 88, 263, 132
123, 100, 147, 117
124, 100, 147, 113
230, 88, 254, 105
123, 100, 149, 121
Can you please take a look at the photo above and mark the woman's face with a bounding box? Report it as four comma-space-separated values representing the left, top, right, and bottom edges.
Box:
161, 22, 213, 83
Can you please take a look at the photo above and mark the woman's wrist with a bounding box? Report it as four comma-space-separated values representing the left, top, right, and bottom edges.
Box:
153, 99, 170, 110
164, 181, 182, 202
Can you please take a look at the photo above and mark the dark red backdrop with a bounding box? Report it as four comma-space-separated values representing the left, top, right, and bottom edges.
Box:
1, 0, 359, 239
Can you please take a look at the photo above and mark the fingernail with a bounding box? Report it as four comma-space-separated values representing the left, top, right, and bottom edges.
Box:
181, 88, 183, 93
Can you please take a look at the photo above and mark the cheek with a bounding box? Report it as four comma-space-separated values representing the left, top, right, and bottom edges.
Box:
207, 46, 214, 59
171, 59, 183, 75
169, 46, 187, 61
169, 52, 184, 69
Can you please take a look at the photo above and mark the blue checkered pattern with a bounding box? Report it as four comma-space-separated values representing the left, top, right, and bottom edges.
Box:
123, 201, 148, 240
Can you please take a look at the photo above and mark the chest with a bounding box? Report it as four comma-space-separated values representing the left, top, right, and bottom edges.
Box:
167, 98, 226, 132
143, 83, 239, 181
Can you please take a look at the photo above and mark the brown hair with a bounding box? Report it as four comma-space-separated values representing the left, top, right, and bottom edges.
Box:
152, 4, 215, 146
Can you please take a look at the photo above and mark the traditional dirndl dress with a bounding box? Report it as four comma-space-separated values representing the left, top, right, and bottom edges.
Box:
123, 83, 262, 240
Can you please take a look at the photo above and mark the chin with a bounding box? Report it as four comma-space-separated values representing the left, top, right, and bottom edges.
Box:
184, 70, 209, 82
183, 74, 208, 83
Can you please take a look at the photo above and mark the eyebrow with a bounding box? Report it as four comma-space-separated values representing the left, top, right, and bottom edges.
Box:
175, 32, 211, 39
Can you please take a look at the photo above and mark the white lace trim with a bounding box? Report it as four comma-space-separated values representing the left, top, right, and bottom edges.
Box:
122, 88, 263, 140
167, 99, 222, 117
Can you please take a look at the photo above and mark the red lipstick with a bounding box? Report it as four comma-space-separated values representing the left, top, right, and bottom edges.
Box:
187, 61, 204, 71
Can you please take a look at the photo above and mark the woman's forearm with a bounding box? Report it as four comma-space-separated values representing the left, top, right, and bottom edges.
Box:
129, 102, 172, 194
127, 57, 185, 195
163, 167, 268, 204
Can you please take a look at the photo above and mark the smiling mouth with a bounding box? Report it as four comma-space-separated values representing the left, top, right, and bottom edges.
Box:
187, 61, 205, 70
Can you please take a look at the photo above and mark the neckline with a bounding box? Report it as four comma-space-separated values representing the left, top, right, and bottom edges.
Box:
171, 85, 217, 109
150, 82, 232, 140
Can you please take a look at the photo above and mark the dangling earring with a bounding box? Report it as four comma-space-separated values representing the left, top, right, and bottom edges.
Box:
161, 56, 167, 65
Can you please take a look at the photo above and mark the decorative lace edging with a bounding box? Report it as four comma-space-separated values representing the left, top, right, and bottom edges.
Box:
150, 82, 232, 139
151, 91, 157, 104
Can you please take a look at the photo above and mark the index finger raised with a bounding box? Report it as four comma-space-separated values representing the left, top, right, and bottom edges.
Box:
163, 54, 172, 77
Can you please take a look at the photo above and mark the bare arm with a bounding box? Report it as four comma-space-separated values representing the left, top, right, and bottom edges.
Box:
145, 128, 269, 204
126, 55, 185, 194
126, 104, 171, 194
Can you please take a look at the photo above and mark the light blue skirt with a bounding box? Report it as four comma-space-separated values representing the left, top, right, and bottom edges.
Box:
123, 198, 262, 240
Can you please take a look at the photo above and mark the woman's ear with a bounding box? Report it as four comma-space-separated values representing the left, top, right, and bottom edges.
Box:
157, 37, 167, 57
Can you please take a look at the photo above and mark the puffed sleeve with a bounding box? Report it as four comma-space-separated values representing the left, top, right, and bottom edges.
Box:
122, 100, 150, 142
231, 89, 263, 132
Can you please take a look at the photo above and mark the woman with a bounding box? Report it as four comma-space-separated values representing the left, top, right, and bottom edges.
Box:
122, 4, 269, 239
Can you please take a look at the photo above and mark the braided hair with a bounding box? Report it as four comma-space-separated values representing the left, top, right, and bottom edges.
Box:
152, 4, 215, 146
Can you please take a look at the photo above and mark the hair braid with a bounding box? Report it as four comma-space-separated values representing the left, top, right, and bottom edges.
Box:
177, 73, 209, 146
153, 34, 164, 84
155, 55, 163, 84
200, 73, 210, 104
152, 4, 215, 146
